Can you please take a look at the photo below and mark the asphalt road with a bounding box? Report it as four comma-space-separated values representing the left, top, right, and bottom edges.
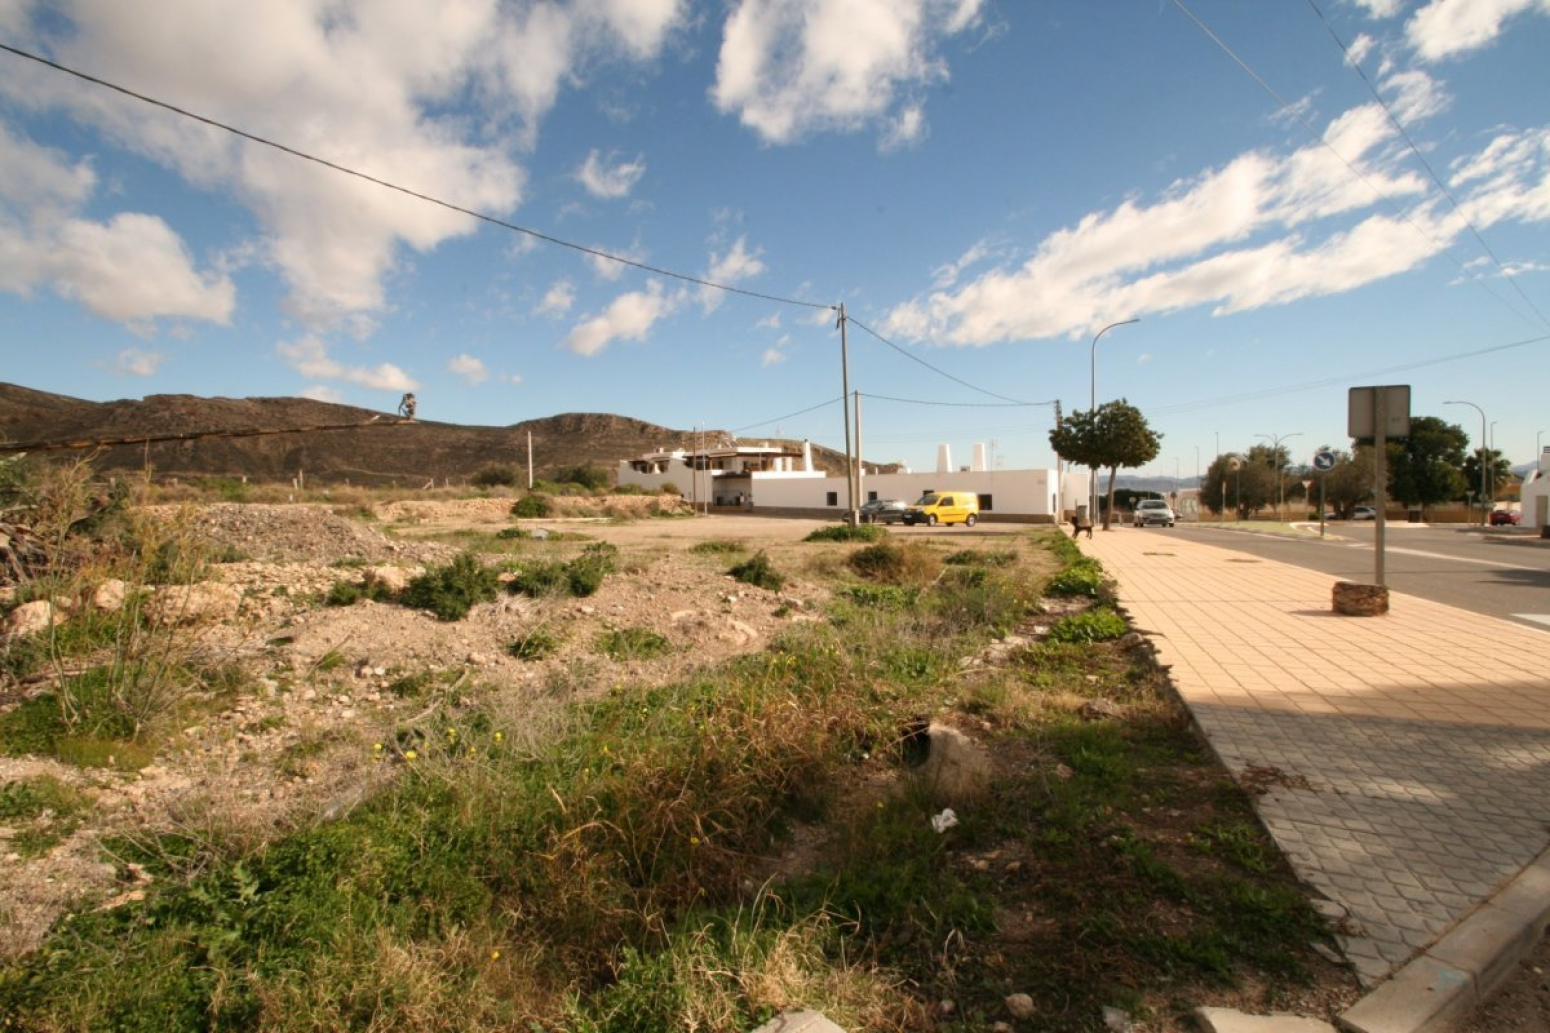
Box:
1155, 521, 1550, 631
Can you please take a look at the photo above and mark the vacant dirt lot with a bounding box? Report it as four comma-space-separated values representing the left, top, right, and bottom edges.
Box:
0, 501, 1034, 958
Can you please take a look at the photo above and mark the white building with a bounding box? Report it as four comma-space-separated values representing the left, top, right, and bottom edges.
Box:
1521, 447, 1549, 531
617, 440, 1088, 523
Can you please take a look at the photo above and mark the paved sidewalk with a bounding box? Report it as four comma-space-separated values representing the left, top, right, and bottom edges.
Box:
1076, 527, 1550, 986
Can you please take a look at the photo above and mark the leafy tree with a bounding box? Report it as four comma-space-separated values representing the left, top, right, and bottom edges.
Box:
1049, 400, 1161, 529
1460, 447, 1512, 504
1319, 447, 1375, 516
1385, 416, 1468, 512
1200, 449, 1275, 518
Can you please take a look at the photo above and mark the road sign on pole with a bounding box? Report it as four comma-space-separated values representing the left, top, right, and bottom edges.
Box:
1349, 386, 1411, 588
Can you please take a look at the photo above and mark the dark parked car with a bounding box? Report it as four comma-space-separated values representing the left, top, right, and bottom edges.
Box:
1489, 509, 1521, 526
858, 499, 908, 524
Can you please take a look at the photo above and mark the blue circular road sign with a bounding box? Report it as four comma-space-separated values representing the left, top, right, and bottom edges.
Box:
1312, 450, 1336, 472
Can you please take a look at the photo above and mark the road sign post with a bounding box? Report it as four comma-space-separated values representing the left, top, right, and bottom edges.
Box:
1348, 386, 1411, 593
1312, 449, 1335, 537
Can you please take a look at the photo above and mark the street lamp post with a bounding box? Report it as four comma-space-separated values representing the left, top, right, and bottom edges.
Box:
1444, 400, 1488, 525
1089, 318, 1139, 525
1255, 432, 1303, 521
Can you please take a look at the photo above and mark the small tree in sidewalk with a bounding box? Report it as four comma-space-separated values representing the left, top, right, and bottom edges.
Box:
1049, 400, 1162, 529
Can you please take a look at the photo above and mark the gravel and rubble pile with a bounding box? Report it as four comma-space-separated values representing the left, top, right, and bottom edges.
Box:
151, 503, 455, 565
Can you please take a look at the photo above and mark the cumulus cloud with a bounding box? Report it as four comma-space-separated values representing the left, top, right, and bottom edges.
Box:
111, 347, 166, 377
1407, 0, 1550, 61
537, 279, 576, 316
762, 339, 789, 366
564, 280, 676, 356
878, 100, 1549, 347
699, 236, 766, 312
0, 126, 235, 325
2, 0, 687, 332
300, 385, 344, 402
1382, 69, 1450, 122
448, 353, 489, 385
712, 0, 983, 145
277, 335, 418, 391
576, 149, 646, 198
1349, 0, 1406, 17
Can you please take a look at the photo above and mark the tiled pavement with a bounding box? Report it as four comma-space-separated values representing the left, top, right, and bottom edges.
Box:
1076, 527, 1550, 986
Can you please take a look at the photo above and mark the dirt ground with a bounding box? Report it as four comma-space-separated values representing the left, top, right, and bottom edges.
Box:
1, 502, 1030, 959
8, 500, 1529, 1029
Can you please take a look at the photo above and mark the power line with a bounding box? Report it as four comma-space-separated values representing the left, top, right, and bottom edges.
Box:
0, 42, 835, 314
730, 395, 843, 434
844, 316, 1035, 405
1303, 0, 1550, 331
1168, 0, 1549, 333
860, 392, 1050, 409
1149, 331, 1550, 417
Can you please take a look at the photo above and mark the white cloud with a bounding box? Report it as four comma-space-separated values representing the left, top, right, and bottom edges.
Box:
0, 125, 235, 325
1349, 0, 1406, 17
712, 0, 983, 145
761, 338, 789, 366
499, 371, 525, 385
576, 149, 646, 199
1382, 69, 1450, 122
300, 384, 344, 402
277, 335, 418, 391
699, 235, 766, 311
3, 0, 688, 332
1406, 0, 1550, 61
877, 100, 1542, 347
537, 279, 576, 316
587, 244, 646, 281
564, 280, 675, 356
448, 353, 488, 385
755, 312, 782, 329
111, 347, 166, 377
1346, 32, 1377, 66
931, 238, 995, 289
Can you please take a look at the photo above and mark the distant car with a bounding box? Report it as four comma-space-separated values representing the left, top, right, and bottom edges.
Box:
1489, 509, 1521, 526
1350, 506, 1378, 521
1132, 499, 1176, 527
858, 499, 908, 524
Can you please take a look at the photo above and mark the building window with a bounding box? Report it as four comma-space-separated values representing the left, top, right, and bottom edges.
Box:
826, 492, 838, 507
978, 494, 993, 512
867, 491, 878, 502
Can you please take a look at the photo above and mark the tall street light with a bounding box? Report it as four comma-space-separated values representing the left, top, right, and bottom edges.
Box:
1445, 400, 1488, 525
1089, 318, 1139, 523
1256, 431, 1302, 520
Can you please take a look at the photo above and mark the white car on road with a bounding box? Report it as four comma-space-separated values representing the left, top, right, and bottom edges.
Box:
1132, 499, 1176, 527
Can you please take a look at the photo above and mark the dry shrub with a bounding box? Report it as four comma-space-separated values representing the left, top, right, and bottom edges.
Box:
846, 541, 942, 585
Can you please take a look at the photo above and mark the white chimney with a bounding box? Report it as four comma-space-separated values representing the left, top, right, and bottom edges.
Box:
936, 444, 952, 474
972, 443, 987, 472
803, 440, 813, 472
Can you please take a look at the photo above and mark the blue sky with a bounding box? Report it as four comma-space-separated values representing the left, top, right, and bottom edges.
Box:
1, 0, 1547, 481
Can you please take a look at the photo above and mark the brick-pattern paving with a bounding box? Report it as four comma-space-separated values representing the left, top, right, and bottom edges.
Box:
1078, 530, 1550, 985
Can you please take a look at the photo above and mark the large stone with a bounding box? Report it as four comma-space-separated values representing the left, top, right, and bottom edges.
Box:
363, 565, 413, 594
3, 599, 64, 639
148, 583, 243, 625
88, 579, 128, 613
914, 723, 991, 805
747, 1011, 845, 1033
1332, 581, 1388, 616
1194, 1007, 1336, 1032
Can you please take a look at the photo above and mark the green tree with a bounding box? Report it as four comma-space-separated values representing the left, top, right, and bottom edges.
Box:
1200, 448, 1276, 519
1386, 416, 1468, 513
1320, 447, 1375, 516
1049, 400, 1161, 529
1460, 448, 1512, 506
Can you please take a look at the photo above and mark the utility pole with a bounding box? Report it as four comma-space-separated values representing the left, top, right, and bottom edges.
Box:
837, 304, 857, 524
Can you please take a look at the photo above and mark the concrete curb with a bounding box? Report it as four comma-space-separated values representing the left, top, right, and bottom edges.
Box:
1338, 847, 1550, 1033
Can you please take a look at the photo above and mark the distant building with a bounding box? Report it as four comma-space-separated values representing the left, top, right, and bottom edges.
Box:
617, 441, 1087, 522
1521, 447, 1549, 530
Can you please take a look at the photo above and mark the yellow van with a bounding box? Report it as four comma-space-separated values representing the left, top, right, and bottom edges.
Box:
902, 490, 980, 527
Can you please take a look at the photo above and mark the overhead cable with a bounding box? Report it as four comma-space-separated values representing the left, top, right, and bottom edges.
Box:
1148, 331, 1550, 417
1168, 0, 1549, 333
844, 317, 1035, 405
1303, 0, 1550, 331
860, 392, 1051, 409
730, 395, 843, 434
0, 42, 835, 314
